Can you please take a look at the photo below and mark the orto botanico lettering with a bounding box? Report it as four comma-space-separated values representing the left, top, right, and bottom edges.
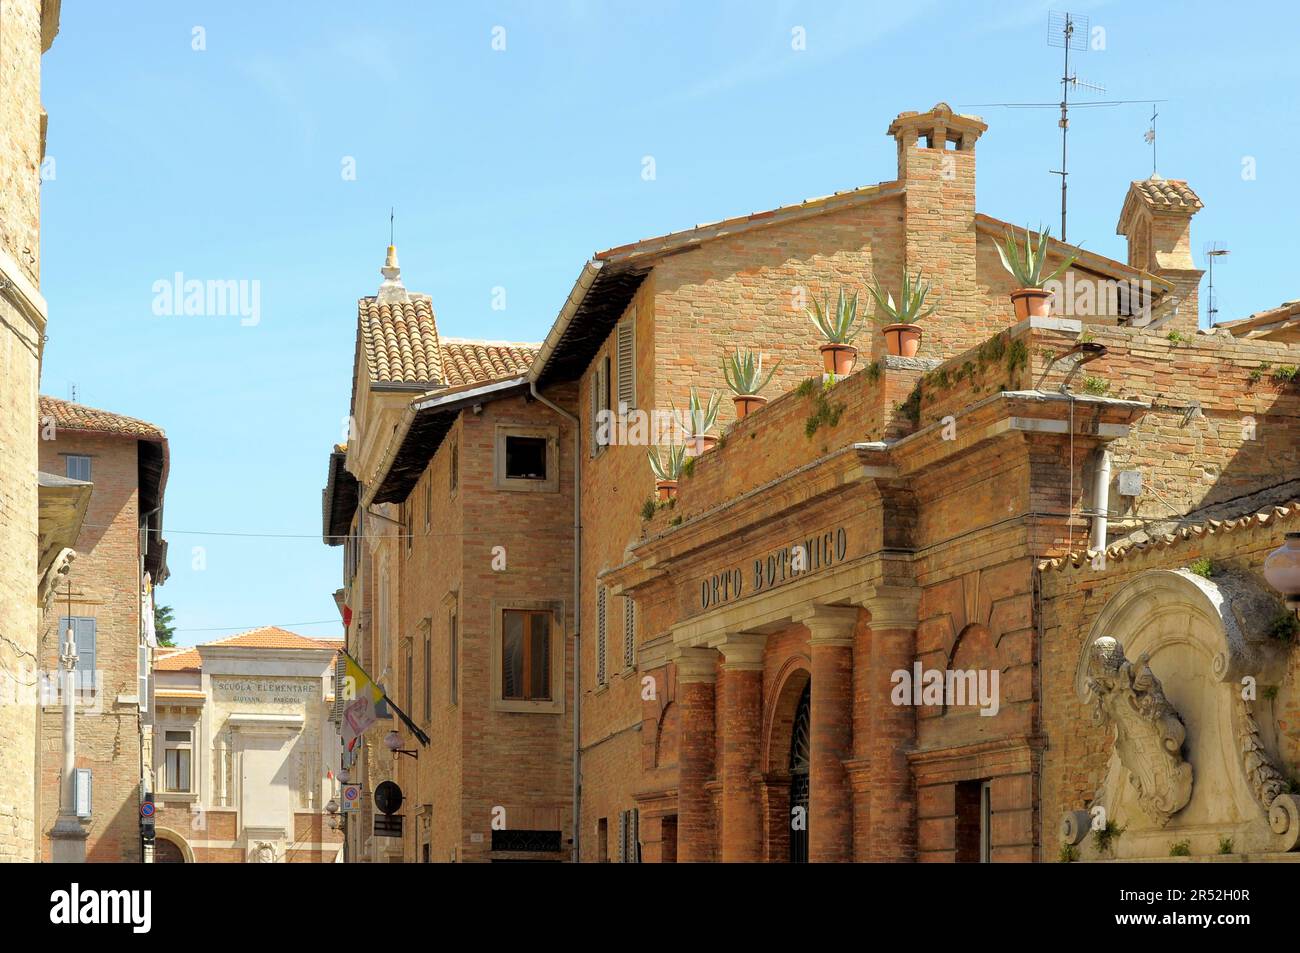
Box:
700, 527, 848, 610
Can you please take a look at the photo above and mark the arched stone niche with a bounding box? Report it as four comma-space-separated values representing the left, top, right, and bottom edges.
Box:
1068, 568, 1299, 859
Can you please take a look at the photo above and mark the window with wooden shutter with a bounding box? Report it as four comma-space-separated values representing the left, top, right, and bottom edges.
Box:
623, 597, 635, 669
589, 370, 600, 457
616, 313, 635, 411
617, 808, 640, 863
617, 811, 627, 863
596, 586, 607, 685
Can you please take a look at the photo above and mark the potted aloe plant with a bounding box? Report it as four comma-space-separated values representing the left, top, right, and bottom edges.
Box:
868, 270, 938, 357
808, 288, 861, 376
722, 349, 780, 418
648, 443, 686, 501
996, 224, 1076, 319
678, 386, 721, 456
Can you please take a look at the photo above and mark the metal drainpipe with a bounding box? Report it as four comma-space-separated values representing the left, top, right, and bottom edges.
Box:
530, 379, 582, 863
1090, 448, 1112, 553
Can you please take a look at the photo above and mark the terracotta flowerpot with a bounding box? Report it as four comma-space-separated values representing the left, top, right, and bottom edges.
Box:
882, 323, 922, 358
732, 394, 768, 418
1010, 288, 1054, 320
1264, 532, 1300, 601
685, 434, 718, 457
819, 343, 858, 376
655, 479, 678, 502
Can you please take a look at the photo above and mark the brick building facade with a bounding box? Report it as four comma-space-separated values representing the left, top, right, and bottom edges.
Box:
323, 102, 1300, 861
36, 396, 169, 862
0, 0, 60, 863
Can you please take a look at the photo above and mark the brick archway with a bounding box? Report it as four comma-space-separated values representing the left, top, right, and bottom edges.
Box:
153, 828, 194, 863
760, 657, 810, 861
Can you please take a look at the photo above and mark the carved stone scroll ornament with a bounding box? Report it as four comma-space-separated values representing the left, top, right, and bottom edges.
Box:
39, 547, 76, 610
1086, 637, 1193, 827
1237, 696, 1300, 851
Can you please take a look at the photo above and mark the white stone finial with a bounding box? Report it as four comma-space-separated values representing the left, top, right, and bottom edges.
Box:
377, 244, 408, 302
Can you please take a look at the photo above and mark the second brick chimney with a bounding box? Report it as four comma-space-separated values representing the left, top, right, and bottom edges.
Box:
1116, 175, 1204, 333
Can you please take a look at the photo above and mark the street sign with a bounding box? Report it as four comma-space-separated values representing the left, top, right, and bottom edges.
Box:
374, 780, 403, 816
140, 801, 155, 818
75, 768, 92, 819
341, 784, 361, 813
374, 814, 403, 838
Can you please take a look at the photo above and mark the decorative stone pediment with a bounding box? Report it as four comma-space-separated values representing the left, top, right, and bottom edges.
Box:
1085, 636, 1191, 826
1071, 568, 1299, 858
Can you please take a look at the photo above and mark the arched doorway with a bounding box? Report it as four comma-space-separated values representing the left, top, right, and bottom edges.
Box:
154, 838, 186, 863
789, 682, 810, 863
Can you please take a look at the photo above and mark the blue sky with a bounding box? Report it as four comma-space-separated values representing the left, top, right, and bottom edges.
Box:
39, 1, 1299, 646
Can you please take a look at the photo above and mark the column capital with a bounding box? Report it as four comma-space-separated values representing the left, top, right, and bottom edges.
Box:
717, 632, 766, 671
670, 646, 719, 683
795, 604, 860, 647
863, 586, 921, 629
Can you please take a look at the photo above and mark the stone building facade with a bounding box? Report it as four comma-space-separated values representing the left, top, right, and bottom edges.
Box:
323, 101, 1300, 861
0, 0, 61, 863
148, 628, 344, 863
35, 396, 169, 862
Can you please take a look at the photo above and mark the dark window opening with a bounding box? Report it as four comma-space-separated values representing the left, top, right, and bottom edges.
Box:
491, 829, 562, 853
505, 436, 547, 480
502, 609, 551, 701
955, 779, 991, 863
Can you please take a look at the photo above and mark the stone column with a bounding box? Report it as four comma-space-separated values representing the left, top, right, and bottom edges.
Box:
674, 647, 718, 863
798, 605, 859, 863
865, 588, 920, 862
718, 634, 765, 862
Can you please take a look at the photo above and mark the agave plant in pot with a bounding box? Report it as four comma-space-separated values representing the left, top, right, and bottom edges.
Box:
808, 288, 861, 376
647, 443, 686, 501
722, 349, 779, 418
678, 386, 721, 456
868, 270, 938, 357
996, 224, 1076, 320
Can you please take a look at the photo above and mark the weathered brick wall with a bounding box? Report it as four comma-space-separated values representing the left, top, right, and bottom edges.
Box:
396, 385, 576, 862
0, 0, 47, 866
0, 0, 43, 284
36, 432, 144, 861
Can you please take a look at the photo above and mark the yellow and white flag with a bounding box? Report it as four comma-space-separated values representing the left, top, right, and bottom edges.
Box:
341, 651, 384, 751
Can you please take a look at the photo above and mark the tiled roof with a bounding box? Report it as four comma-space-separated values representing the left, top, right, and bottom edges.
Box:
358, 295, 444, 384
439, 339, 538, 387
1129, 176, 1203, 212
1038, 501, 1300, 572
39, 395, 164, 439
155, 647, 200, 671
155, 627, 341, 672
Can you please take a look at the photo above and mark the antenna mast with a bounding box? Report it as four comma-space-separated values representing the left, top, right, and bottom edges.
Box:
1048, 11, 1094, 242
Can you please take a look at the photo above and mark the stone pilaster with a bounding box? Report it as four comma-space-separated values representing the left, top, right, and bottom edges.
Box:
865, 588, 920, 861
798, 604, 859, 862
673, 647, 718, 863
718, 634, 764, 863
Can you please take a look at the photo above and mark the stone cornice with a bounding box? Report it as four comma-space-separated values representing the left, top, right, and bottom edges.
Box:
669, 646, 718, 683
862, 586, 921, 628
795, 604, 860, 646
717, 633, 765, 670
0, 243, 48, 346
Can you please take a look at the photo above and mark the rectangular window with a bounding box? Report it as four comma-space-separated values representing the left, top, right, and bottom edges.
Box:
164, 729, 193, 793
404, 502, 412, 553
423, 630, 432, 722
616, 312, 636, 410
504, 435, 547, 480
58, 616, 96, 700
623, 597, 635, 669
424, 471, 432, 530
597, 818, 609, 863
65, 455, 91, 482
448, 610, 458, 706
955, 778, 992, 863
450, 440, 459, 493
501, 609, 551, 701
596, 587, 607, 685
404, 641, 413, 710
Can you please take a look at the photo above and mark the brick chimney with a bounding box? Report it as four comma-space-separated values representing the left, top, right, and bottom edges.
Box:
886, 103, 988, 353
1116, 175, 1204, 332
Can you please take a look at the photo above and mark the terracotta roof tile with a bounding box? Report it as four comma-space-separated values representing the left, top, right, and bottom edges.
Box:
155, 647, 200, 671
1129, 176, 1203, 212
358, 295, 443, 384
439, 339, 538, 387
1038, 501, 1300, 572
39, 396, 164, 439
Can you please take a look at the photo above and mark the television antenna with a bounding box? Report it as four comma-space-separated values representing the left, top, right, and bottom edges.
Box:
1144, 104, 1159, 176
1204, 243, 1230, 326
960, 11, 1165, 243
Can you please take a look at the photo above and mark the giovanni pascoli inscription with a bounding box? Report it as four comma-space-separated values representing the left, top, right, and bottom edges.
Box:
699, 527, 848, 611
